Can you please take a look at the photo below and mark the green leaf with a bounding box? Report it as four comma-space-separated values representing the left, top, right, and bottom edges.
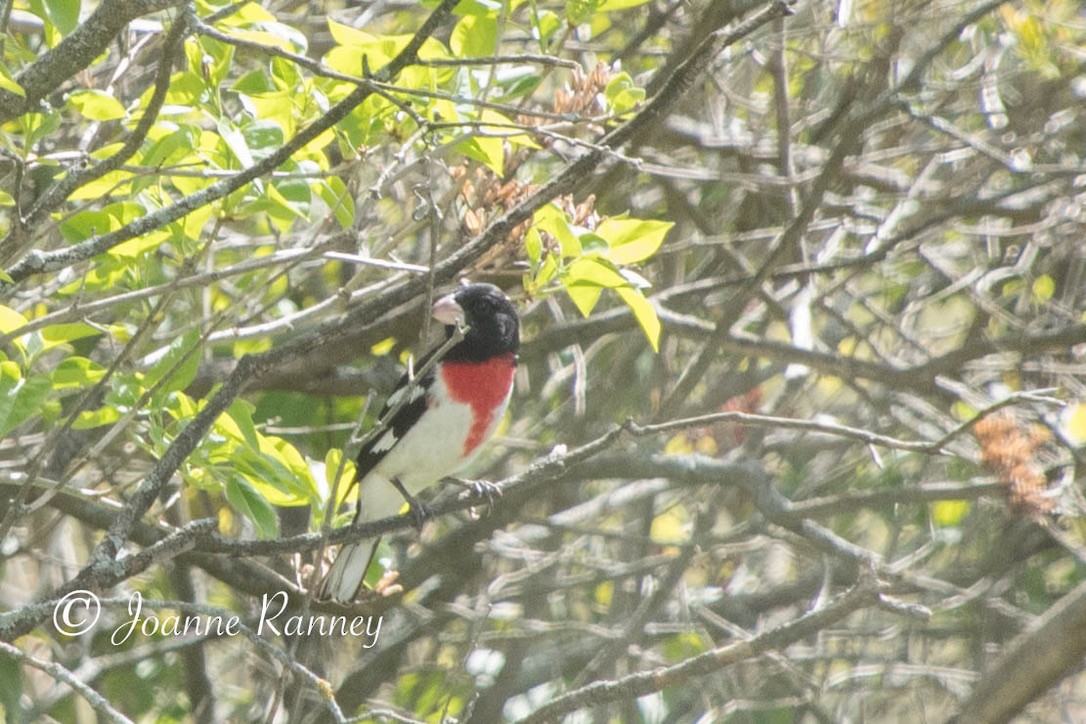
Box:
534, 204, 581, 257
313, 177, 355, 229
23, 112, 61, 147
227, 399, 261, 451
218, 118, 255, 168
1032, 275, 1055, 302
323, 448, 356, 512
616, 286, 660, 352
565, 283, 602, 317
72, 405, 123, 430
599, 0, 652, 8
0, 364, 52, 437
42, 0, 80, 33
565, 256, 630, 289
52, 357, 106, 389
457, 136, 504, 175
563, 257, 630, 317
494, 71, 541, 102
59, 209, 117, 243
532, 10, 561, 48
226, 23, 307, 54
59, 202, 143, 243
327, 18, 377, 47
451, 14, 497, 57
481, 109, 540, 149
225, 475, 279, 538
40, 322, 101, 350
109, 229, 170, 260
931, 500, 971, 527
529, 253, 559, 294
566, 0, 604, 24
0, 305, 29, 337
0, 62, 24, 98
242, 119, 285, 157
525, 226, 542, 267
68, 89, 126, 121
604, 71, 645, 113
217, 0, 277, 25
143, 329, 202, 394
598, 217, 672, 265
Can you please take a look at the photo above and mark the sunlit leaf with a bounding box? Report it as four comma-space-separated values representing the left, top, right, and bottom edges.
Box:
0, 306, 29, 337
616, 285, 660, 352
0, 62, 24, 98
68, 89, 127, 121
52, 357, 107, 389
598, 217, 672, 265
451, 14, 497, 57
566, 0, 604, 24
931, 500, 971, 527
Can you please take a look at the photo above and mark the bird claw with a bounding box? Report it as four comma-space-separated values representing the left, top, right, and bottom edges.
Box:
447, 478, 502, 509
469, 479, 503, 507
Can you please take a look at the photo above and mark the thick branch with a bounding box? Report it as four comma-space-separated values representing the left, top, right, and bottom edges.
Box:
0, 0, 181, 123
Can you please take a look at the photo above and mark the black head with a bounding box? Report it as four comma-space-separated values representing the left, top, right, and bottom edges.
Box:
432, 283, 520, 363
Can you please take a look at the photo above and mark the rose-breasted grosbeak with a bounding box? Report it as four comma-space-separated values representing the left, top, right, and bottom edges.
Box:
317, 284, 520, 602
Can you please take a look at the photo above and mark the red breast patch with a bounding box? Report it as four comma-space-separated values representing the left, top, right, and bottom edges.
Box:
440, 353, 516, 455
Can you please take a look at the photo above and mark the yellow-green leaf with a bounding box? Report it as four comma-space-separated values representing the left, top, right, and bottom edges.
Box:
451, 14, 497, 57
68, 89, 126, 121
324, 448, 356, 511
650, 504, 691, 544
458, 136, 504, 175
0, 62, 24, 98
534, 204, 581, 257
616, 286, 660, 352
0, 305, 29, 336
327, 18, 377, 47
52, 357, 106, 389
225, 475, 279, 538
598, 217, 672, 265
40, 322, 101, 350
1063, 403, 1086, 446
566, 283, 602, 317
931, 500, 971, 527
1032, 275, 1055, 303
565, 257, 629, 289
0, 370, 51, 437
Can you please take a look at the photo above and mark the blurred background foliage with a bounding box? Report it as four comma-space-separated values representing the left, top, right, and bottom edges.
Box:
2, 0, 1086, 721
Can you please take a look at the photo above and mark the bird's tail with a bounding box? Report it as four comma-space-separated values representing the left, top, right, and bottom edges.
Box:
317, 538, 379, 603
317, 475, 403, 602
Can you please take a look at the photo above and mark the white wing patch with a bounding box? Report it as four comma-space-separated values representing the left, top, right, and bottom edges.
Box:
385, 381, 427, 409
371, 429, 399, 454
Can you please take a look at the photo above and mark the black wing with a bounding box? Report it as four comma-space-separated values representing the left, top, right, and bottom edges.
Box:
352, 349, 439, 482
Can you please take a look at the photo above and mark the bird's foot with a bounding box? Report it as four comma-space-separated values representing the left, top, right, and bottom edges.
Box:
448, 477, 503, 508
390, 477, 435, 531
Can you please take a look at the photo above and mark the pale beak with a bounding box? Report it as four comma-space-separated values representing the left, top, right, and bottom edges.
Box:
432, 293, 464, 327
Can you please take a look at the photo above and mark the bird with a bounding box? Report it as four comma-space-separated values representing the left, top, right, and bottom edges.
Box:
317, 283, 520, 603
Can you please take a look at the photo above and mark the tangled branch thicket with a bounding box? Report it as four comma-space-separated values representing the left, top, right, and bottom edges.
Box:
2, 0, 1086, 721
